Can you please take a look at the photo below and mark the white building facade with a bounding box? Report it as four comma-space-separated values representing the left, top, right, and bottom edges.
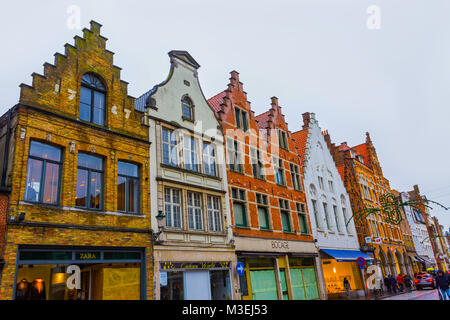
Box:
399, 192, 436, 270
294, 112, 371, 299
136, 51, 237, 300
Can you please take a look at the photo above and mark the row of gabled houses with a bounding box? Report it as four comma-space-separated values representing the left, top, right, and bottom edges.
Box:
0, 21, 448, 300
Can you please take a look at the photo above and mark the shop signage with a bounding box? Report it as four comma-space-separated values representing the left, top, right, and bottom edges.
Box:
75, 252, 100, 260
160, 261, 230, 270
373, 237, 382, 244
365, 237, 372, 244
271, 240, 289, 250
236, 262, 245, 276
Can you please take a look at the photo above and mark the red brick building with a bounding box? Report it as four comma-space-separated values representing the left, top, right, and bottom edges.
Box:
209, 71, 323, 300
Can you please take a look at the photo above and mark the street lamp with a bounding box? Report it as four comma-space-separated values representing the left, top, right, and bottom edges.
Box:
152, 210, 166, 244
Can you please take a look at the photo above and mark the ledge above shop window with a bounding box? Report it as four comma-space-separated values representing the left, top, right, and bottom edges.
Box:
18, 201, 146, 218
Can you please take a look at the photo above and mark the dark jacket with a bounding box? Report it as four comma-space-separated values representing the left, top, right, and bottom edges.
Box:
435, 273, 450, 290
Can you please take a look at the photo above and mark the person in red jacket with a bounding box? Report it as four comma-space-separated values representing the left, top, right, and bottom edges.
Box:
396, 274, 404, 292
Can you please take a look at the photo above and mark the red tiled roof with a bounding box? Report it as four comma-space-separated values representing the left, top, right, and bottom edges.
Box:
338, 144, 351, 151
255, 110, 271, 129
292, 129, 309, 166
337, 165, 345, 182
207, 91, 226, 117
352, 143, 369, 166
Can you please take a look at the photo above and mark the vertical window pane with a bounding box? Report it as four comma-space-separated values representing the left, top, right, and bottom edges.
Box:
80, 87, 91, 122
281, 211, 290, 232
128, 178, 138, 213
117, 176, 126, 211
42, 162, 59, 204
25, 159, 43, 202
75, 169, 88, 207
258, 207, 269, 230
90, 171, 102, 209
93, 91, 105, 125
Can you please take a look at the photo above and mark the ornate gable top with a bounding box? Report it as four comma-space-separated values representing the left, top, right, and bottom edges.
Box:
169, 50, 200, 69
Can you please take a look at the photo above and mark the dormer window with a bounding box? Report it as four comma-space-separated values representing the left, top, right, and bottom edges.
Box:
234, 107, 248, 131
182, 96, 194, 121
79, 73, 106, 126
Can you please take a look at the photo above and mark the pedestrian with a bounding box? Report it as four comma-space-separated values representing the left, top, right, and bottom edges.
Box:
389, 275, 397, 293
343, 277, 351, 298
396, 274, 404, 292
404, 274, 412, 293
435, 270, 450, 300
384, 276, 391, 293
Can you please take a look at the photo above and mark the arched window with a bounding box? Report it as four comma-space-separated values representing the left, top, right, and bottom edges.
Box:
80, 73, 106, 126
182, 96, 194, 121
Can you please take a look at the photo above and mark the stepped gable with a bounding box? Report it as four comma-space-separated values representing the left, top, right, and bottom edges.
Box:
18, 20, 145, 138
208, 71, 255, 126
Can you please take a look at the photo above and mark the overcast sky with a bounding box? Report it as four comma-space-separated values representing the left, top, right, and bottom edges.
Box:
1, 0, 449, 230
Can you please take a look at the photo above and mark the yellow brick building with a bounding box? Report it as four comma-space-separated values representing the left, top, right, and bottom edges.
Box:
0, 21, 152, 300
325, 132, 409, 279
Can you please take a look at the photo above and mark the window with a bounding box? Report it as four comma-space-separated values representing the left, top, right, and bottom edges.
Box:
207, 195, 222, 232
187, 191, 203, 230
232, 188, 247, 227
164, 188, 182, 228
290, 164, 301, 191
227, 138, 242, 173
256, 193, 270, 230
184, 135, 199, 172
76, 153, 103, 210
117, 161, 139, 214
250, 147, 264, 180
297, 203, 308, 234
234, 107, 248, 131
203, 143, 216, 176
342, 207, 349, 232
318, 177, 324, 190
333, 205, 341, 232
25, 141, 61, 204
279, 199, 291, 232
182, 96, 194, 121
162, 128, 178, 167
274, 157, 285, 186
79, 73, 106, 126
311, 200, 320, 229
278, 129, 288, 150
328, 181, 334, 193
323, 203, 331, 230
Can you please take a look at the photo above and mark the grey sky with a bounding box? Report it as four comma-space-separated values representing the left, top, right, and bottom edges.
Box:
1, 0, 449, 230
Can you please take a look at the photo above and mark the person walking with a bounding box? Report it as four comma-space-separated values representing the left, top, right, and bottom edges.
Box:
435, 270, 450, 300
343, 277, 351, 298
389, 275, 398, 294
404, 274, 412, 293
396, 274, 404, 292
384, 276, 391, 293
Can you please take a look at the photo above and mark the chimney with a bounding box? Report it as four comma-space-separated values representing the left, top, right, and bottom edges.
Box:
302, 112, 311, 130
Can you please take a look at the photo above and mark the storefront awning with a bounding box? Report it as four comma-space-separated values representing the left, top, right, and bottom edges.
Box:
417, 255, 435, 266
320, 249, 374, 261
408, 255, 419, 262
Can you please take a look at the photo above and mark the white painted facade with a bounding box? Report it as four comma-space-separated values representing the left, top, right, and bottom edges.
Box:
138, 51, 236, 300
399, 192, 436, 265
302, 114, 359, 250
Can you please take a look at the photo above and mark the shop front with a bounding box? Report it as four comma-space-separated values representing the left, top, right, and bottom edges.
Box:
234, 237, 322, 300
319, 249, 372, 299
159, 261, 233, 300
13, 245, 146, 300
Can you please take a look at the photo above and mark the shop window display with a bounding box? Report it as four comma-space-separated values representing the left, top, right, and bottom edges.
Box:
15, 263, 141, 300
